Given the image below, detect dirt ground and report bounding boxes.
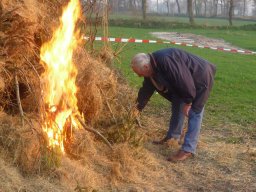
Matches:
[151,32,242,50]
[137,108,256,192]
[0,107,255,192]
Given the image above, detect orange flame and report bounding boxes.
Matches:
[40,0,82,153]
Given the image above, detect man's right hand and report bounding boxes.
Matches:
[183,103,191,117]
[130,106,140,119]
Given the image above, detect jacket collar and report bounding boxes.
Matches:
[148,53,158,74]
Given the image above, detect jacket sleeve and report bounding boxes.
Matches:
[136,78,155,111]
[162,56,196,104]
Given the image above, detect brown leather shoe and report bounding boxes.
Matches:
[167,150,193,162]
[152,137,168,145]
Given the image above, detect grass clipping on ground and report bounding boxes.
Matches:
[0,0,157,191]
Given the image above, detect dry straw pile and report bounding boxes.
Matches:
[0,0,139,177]
[0,1,156,191]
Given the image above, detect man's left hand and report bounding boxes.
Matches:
[183,104,191,117]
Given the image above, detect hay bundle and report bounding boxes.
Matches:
[76,53,136,127]
[0,111,42,174]
[76,48,119,125]
[0,0,70,114]
[0,0,135,122]
[0,0,139,178]
[0,1,44,113]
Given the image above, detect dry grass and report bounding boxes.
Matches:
[0,0,146,189]
[0,108,255,191]
[0,111,42,173]
[75,47,118,125]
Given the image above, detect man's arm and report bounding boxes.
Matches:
[136,77,155,111]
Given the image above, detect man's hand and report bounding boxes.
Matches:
[130,106,140,119]
[130,106,143,127]
[183,104,191,117]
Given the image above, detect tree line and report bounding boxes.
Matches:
[107,0,256,26]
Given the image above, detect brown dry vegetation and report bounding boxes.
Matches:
[0,0,255,192]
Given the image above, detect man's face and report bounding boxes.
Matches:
[132,65,152,77]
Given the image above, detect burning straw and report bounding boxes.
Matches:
[0,0,139,178]
[40,0,83,153]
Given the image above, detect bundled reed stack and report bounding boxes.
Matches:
[0,2,41,113]
[0,0,137,175]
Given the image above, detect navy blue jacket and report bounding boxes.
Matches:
[136,48,216,113]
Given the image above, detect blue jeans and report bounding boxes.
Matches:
[166,96,204,154]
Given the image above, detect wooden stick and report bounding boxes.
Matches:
[99,88,117,123]
[15,74,24,127]
[136,117,143,128]
[75,115,113,150]
[23,55,46,119]
[105,99,117,123]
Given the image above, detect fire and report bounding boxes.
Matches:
[40,0,82,153]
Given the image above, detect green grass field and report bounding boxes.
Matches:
[94,25,256,134]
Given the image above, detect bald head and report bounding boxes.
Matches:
[130,53,153,77]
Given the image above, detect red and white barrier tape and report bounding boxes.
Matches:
[85,36,256,55]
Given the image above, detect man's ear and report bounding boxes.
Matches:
[143,64,149,70]
[144,64,152,75]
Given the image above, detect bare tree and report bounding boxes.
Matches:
[157,0,159,13]
[233,0,247,16]
[165,0,171,15]
[228,0,234,26]
[187,0,195,25]
[128,0,135,11]
[219,0,225,16]
[203,0,207,16]
[117,0,125,12]
[194,0,198,16]
[195,0,205,16]
[213,0,219,16]
[243,0,246,16]
[224,0,229,17]
[253,0,256,15]
[142,0,147,20]
[194,0,204,16]
[176,0,181,15]
[240,0,250,16]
